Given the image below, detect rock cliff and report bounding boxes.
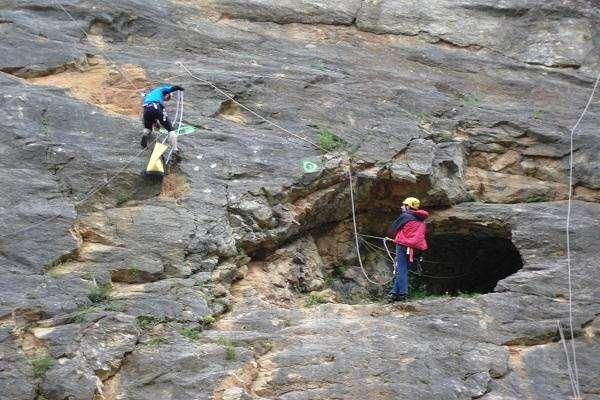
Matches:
[0,1,599,399]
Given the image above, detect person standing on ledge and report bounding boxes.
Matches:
[141,84,185,158]
[387,197,429,302]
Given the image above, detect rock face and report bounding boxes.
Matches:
[0,1,599,399]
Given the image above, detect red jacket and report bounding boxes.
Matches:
[392,210,429,251]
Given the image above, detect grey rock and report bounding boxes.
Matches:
[214,0,363,25]
[0,1,599,399]
[41,356,102,400]
[111,278,215,321]
[0,326,36,400]
[114,333,254,400]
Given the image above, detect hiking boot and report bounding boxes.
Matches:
[141,133,155,148]
[169,149,182,164]
[387,293,406,303]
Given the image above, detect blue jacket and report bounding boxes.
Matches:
[143,85,182,106]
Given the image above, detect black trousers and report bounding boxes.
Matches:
[143,103,173,131]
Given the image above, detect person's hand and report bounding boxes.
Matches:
[172,85,184,91]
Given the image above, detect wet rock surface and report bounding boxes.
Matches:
[0,1,599,399]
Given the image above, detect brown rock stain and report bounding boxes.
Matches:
[160,173,190,199]
[27,58,150,117]
[218,99,249,124]
[507,346,536,400]
[213,360,259,400]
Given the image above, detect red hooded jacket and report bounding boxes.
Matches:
[391,209,429,251]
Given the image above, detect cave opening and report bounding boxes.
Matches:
[353,220,524,299]
[410,222,524,296]
[308,172,525,302]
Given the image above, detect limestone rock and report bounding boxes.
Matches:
[0,1,599,399]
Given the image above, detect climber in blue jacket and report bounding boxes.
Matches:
[141,85,184,156]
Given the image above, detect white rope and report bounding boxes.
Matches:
[557,320,580,399]
[172,89,182,126]
[347,165,394,286]
[382,237,396,264]
[165,91,184,163]
[175,61,326,152]
[564,70,600,398]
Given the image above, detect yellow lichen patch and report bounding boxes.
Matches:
[27,58,150,117]
[160,173,190,199]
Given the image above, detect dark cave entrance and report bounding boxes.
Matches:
[354,220,524,299]
[412,223,524,296]
[307,171,526,302]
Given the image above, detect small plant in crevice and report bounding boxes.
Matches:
[129,266,141,281]
[331,264,349,279]
[136,315,169,330]
[532,109,543,120]
[88,284,111,304]
[305,292,329,307]
[116,192,129,206]
[201,315,216,328]
[180,327,202,340]
[408,285,430,301]
[32,356,54,378]
[317,128,346,152]
[216,337,237,361]
[525,194,550,203]
[324,264,349,287]
[408,276,444,301]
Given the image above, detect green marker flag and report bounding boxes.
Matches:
[160,124,197,136]
[302,160,319,173]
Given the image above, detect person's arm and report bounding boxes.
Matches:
[387,213,412,237]
[161,85,184,95]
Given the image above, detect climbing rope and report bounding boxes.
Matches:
[347,165,395,285]
[3,4,190,238]
[164,90,185,164]
[176,61,327,152]
[563,69,600,400]
[557,320,580,399]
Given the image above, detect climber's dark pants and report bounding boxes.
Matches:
[143,103,173,131]
[390,245,409,296]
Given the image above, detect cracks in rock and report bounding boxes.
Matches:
[503,331,561,347]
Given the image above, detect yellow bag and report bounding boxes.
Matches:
[145,142,168,175]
